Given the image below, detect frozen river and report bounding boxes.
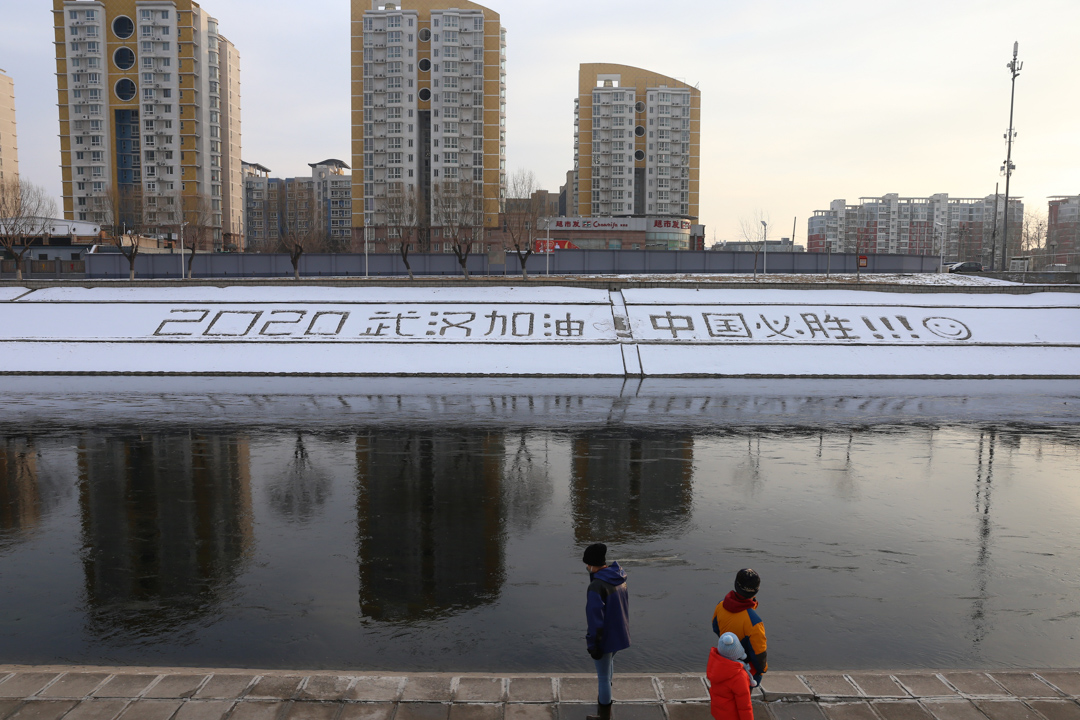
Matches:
[1,378,1079,672]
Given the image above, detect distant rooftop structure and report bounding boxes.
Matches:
[309,159,350,172]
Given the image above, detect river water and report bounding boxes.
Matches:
[1,378,1079,672]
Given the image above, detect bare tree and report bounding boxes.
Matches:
[182,194,215,279]
[1021,211,1047,255]
[279,226,326,280]
[100,184,146,280]
[738,210,770,279]
[382,184,420,279]
[432,178,485,280]
[504,170,543,280]
[0,178,58,281]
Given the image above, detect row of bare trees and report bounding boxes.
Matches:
[3,168,552,282]
[374,170,545,281]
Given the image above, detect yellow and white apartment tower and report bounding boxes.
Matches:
[0,69,17,181]
[53,0,243,249]
[574,64,700,219]
[352,1,506,243]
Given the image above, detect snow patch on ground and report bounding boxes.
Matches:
[570,273,1022,286]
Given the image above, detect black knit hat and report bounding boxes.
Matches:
[734,568,760,598]
[582,543,607,566]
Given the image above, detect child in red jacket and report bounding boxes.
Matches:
[707,632,754,720]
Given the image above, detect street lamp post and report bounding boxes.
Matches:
[544,218,551,276]
[179,221,189,279]
[935,220,946,272]
[761,220,768,275]
[1000,41,1022,271]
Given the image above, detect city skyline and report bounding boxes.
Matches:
[3,0,1079,243]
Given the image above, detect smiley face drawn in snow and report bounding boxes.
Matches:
[923,317,972,341]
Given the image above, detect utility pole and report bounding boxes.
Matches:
[1000,42,1022,271]
[761,220,768,275]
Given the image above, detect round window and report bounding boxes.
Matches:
[114,47,136,70]
[634,126,645,137]
[418,58,431,72]
[115,78,137,101]
[634,150,645,161]
[418,28,431,42]
[112,16,134,39]
[418,88,431,101]
[635,101,646,113]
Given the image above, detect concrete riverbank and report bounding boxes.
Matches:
[3,667,1080,720]
[3,283,1080,377]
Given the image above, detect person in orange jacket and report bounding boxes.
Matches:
[707,632,755,720]
[712,568,767,686]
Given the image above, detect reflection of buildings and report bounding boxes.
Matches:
[0,439,41,548]
[356,431,505,622]
[77,434,252,634]
[570,433,693,544]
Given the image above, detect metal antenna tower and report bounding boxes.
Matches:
[1000,42,1022,271]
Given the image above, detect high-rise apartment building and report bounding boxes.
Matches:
[1047,195,1080,266]
[351,0,506,245]
[573,64,700,220]
[808,193,1024,263]
[0,69,17,182]
[53,0,242,249]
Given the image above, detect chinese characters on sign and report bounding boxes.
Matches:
[152,306,596,341]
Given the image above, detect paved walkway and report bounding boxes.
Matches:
[3,668,1080,720]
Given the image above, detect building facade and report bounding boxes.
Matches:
[1047,196,1080,267]
[808,193,1024,264]
[244,160,353,251]
[53,0,242,249]
[351,0,506,245]
[573,64,700,220]
[0,69,17,182]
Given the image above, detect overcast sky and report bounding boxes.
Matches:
[4,0,1079,242]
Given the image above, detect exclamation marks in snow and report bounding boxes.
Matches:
[895,315,920,339]
[862,315,921,340]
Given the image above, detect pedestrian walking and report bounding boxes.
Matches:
[707,632,755,720]
[711,568,767,686]
[582,542,630,720]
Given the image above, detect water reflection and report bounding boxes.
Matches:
[503,432,554,532]
[355,431,506,622]
[0,438,67,552]
[266,433,332,523]
[77,434,253,638]
[1,383,1079,670]
[570,433,694,544]
[969,429,995,648]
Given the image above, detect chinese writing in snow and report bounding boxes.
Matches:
[153,307,594,340]
[643,310,973,342]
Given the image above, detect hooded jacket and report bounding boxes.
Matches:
[585,561,630,655]
[706,647,754,720]
[712,591,767,677]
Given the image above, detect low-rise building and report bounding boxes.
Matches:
[1047,195,1080,266]
[244,159,353,251]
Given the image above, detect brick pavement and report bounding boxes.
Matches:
[2,669,1079,720]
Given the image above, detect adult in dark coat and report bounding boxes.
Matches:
[583,542,630,720]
